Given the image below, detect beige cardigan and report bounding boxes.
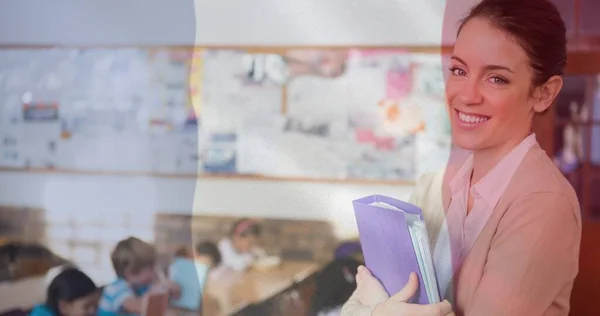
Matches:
[342,144,581,316]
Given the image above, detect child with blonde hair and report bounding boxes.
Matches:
[97,237,179,316]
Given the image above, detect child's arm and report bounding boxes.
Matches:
[219,240,252,271]
[121,296,144,315]
[102,281,141,315]
[166,280,181,299]
[121,282,174,314]
[162,265,181,300]
[250,247,267,258]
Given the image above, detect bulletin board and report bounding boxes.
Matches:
[0,46,452,183]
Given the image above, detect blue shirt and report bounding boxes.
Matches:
[29,305,55,316]
[168,258,209,311]
[97,279,150,316]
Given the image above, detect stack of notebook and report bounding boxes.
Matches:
[352,195,440,304]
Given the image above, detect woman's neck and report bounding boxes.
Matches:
[471,131,530,185]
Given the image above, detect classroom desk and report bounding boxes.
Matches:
[200,261,320,316]
[0,275,47,313]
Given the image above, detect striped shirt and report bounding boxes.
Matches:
[98,279,149,316]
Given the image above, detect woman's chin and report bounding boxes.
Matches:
[452,134,485,151]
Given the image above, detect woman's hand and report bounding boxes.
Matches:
[342,266,454,316]
[355,265,389,306]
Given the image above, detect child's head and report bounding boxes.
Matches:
[310,258,361,316]
[46,268,99,316]
[229,218,261,253]
[111,237,157,286]
[334,241,364,264]
[194,241,221,268]
[174,246,193,259]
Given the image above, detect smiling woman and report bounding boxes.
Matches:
[341,0,581,316]
[446,1,566,185]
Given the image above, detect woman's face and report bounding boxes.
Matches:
[445,17,538,151]
[59,291,100,316]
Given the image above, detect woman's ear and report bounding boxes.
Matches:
[532,75,563,113]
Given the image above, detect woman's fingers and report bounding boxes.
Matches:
[355,266,364,287]
[436,300,453,315]
[354,265,390,306]
[390,272,419,303]
[400,299,453,316]
[417,300,453,316]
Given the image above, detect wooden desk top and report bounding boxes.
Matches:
[202,261,320,316]
[0,274,47,312]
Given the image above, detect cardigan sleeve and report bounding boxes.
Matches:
[409,170,446,250]
[407,174,425,205]
[464,192,581,316]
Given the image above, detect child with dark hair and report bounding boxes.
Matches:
[216,218,266,272]
[30,268,100,316]
[195,241,221,267]
[168,241,221,311]
[310,258,361,316]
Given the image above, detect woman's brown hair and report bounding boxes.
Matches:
[458,0,567,87]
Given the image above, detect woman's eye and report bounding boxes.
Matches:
[489,76,508,85]
[449,67,466,76]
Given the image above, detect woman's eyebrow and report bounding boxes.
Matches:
[450,55,514,73]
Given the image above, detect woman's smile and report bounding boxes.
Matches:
[454,109,491,131]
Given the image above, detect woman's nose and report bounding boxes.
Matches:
[457,78,483,105]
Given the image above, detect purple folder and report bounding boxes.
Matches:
[353,195,440,304]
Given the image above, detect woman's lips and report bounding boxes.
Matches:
[455,109,490,129]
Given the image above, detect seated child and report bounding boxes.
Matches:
[216,218,266,272]
[168,241,221,311]
[97,237,179,316]
[30,267,100,316]
[334,241,364,264]
[309,257,361,316]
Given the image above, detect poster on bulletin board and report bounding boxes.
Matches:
[196,48,451,181]
[0,47,451,183]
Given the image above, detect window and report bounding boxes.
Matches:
[45,208,155,285]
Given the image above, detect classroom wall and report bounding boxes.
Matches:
[0,171,410,240]
[0,0,479,46]
[0,0,476,240]
[0,0,196,46]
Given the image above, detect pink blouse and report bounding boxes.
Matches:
[435,133,538,298]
